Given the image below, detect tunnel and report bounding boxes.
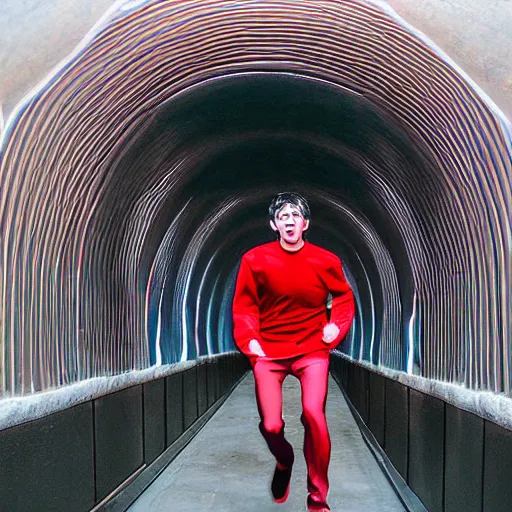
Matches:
[1,1,512,511]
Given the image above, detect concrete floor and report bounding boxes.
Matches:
[129,373,405,512]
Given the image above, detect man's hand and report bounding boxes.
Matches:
[322,323,340,344]
[249,339,266,357]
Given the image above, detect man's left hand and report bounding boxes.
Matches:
[322,323,340,343]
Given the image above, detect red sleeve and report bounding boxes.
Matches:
[232,255,261,356]
[324,257,355,345]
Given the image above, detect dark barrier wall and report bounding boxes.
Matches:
[0,353,248,512]
[330,353,512,512]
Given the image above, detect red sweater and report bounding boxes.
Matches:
[232,241,355,359]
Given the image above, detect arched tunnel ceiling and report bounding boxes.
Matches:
[2,0,512,122]
[0,0,511,397]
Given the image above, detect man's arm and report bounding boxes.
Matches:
[322,257,355,345]
[232,255,265,357]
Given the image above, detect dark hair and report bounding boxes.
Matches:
[268,192,311,221]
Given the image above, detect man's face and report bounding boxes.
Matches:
[270,203,310,246]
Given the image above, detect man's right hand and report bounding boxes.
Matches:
[248,339,266,357]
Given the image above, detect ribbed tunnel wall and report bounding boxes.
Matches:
[1,0,511,397]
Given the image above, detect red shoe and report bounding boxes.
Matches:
[307,497,330,511]
[271,462,293,503]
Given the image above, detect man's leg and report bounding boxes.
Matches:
[252,358,295,503]
[252,358,294,468]
[293,353,331,511]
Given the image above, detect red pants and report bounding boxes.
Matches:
[252,351,331,511]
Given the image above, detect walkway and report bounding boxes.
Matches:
[129,373,405,511]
